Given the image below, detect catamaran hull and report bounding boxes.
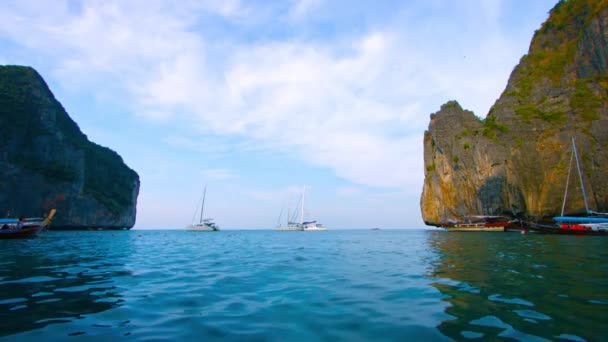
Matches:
[186,224,219,231]
[277,226,303,231]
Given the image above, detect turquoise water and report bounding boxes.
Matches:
[0,230,606,341]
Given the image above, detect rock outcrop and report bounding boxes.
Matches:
[0,65,139,229]
[421,0,608,225]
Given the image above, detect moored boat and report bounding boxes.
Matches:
[0,209,56,239]
[525,220,608,235]
[440,215,511,232]
[276,193,304,231]
[302,221,327,231]
[528,138,608,236]
[186,185,219,231]
[276,186,327,231]
[277,223,304,231]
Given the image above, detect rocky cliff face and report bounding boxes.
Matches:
[0,66,139,229]
[421,0,608,225]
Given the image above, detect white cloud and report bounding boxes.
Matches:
[289,0,324,20]
[336,186,362,197]
[0,0,543,193]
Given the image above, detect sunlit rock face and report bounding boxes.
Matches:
[0,66,139,229]
[421,0,608,226]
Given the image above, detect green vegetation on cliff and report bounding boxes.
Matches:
[421,0,608,224]
[508,0,608,124]
[0,65,139,216]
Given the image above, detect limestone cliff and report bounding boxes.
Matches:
[421,0,608,225]
[0,65,139,229]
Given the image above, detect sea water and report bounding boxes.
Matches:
[0,230,606,341]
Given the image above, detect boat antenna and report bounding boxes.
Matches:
[200,185,207,224]
[572,138,590,213]
[561,145,574,216]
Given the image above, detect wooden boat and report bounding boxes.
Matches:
[440,215,511,232]
[0,209,56,239]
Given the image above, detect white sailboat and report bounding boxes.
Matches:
[276,186,328,231]
[186,185,220,231]
[276,192,303,231]
[551,138,608,231]
[300,187,327,231]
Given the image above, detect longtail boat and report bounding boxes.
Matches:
[440,215,511,232]
[0,209,56,239]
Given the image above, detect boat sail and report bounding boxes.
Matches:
[186,185,219,231]
[531,138,608,235]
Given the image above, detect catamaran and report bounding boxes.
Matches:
[276,187,327,231]
[276,192,304,231]
[186,185,219,231]
[301,187,327,231]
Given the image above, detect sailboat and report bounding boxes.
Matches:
[531,138,608,235]
[300,187,327,231]
[186,185,220,231]
[276,192,304,231]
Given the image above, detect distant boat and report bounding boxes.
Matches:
[276,187,327,231]
[302,221,327,231]
[440,215,511,232]
[276,191,303,231]
[186,186,219,231]
[530,138,608,235]
[0,209,56,239]
[300,187,327,231]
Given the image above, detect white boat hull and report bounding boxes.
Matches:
[277,226,303,231]
[186,224,219,231]
[304,226,327,231]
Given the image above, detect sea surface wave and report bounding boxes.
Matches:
[0,230,606,341]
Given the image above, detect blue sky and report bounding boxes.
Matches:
[0,0,557,229]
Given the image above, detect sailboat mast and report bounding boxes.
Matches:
[200,185,207,224]
[301,186,305,225]
[561,149,574,216]
[572,138,590,213]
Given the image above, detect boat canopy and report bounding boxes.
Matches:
[0,219,18,224]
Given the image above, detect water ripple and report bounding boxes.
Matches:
[0,230,605,341]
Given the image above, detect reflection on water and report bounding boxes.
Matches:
[0,232,132,337]
[427,231,608,341]
[0,230,606,340]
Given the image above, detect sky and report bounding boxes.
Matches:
[0,0,558,229]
